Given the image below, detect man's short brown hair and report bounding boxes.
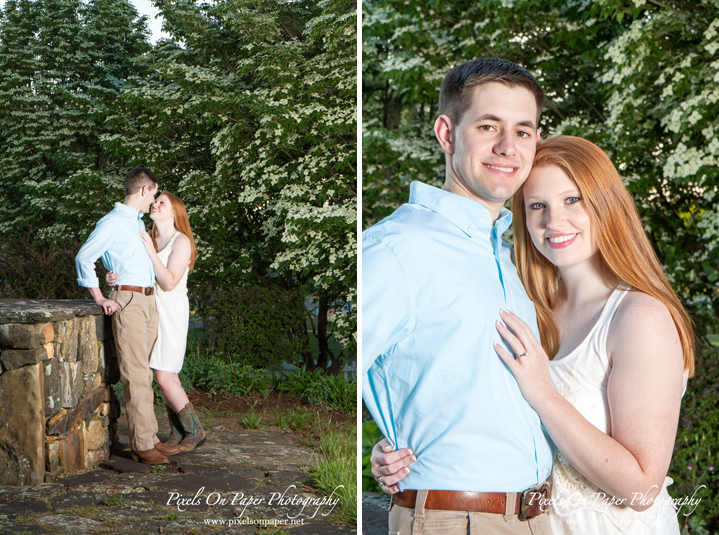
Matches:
[124,167,159,196]
[438,58,545,127]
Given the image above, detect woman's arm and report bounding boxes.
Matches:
[140,230,191,292]
[495,294,685,511]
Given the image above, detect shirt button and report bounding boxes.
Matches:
[468,226,473,233]
[534,418,539,426]
[482,213,488,219]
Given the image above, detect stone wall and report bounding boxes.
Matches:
[0,299,121,485]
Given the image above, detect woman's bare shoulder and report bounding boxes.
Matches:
[608,288,681,364]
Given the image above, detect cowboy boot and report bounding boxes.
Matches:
[176,402,206,452]
[164,404,185,447]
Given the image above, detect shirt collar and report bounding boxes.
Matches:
[409,182,513,238]
[115,202,145,219]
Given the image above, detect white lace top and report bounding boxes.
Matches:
[547,286,679,534]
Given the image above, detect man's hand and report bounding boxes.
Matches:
[97,298,118,316]
[88,287,118,315]
[370,437,416,495]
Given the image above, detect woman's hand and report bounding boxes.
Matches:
[494,309,555,408]
[105,271,119,287]
[370,438,416,495]
[139,229,155,256]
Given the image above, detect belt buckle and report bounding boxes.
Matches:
[519,483,550,521]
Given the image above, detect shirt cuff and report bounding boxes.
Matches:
[77,276,99,288]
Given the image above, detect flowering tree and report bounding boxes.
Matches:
[101,0,357,373]
[0,0,357,374]
[0,0,150,240]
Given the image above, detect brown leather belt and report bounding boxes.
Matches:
[393,484,550,521]
[113,285,154,296]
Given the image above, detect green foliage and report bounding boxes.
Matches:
[0,231,88,300]
[242,410,264,429]
[101,495,128,507]
[362,419,384,493]
[670,346,719,531]
[101,0,358,369]
[0,0,150,242]
[313,427,357,524]
[180,350,276,397]
[277,367,356,413]
[0,0,357,373]
[196,281,308,370]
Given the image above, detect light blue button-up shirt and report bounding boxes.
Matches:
[362,182,554,492]
[75,203,155,288]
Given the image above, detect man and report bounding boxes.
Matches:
[76,167,179,465]
[362,59,554,533]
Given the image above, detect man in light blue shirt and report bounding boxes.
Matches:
[363,59,554,533]
[76,167,179,465]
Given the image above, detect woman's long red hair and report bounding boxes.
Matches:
[511,136,694,375]
[151,191,198,272]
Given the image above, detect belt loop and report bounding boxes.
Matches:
[503,492,517,523]
[412,490,428,533]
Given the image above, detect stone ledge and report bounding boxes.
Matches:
[0,299,103,324]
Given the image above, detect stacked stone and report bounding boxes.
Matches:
[0,300,121,485]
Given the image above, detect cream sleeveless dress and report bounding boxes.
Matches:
[149,232,189,374]
[547,287,680,535]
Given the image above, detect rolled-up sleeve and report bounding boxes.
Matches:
[361,236,414,375]
[75,221,114,288]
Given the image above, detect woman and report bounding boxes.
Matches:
[371,136,693,534]
[108,191,206,452]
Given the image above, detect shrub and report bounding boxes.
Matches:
[670,345,719,532]
[195,280,309,370]
[277,367,356,413]
[179,351,276,397]
[0,231,90,300]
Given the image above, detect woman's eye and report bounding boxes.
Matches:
[566,197,581,204]
[528,202,545,210]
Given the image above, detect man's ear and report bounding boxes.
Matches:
[536,127,542,146]
[434,115,455,156]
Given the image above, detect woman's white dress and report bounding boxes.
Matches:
[149,232,189,374]
[547,286,680,535]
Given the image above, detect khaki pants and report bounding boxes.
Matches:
[388,490,550,535]
[111,289,159,451]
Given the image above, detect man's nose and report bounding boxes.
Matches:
[494,130,517,157]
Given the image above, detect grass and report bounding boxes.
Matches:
[101,495,128,507]
[57,505,99,518]
[151,464,167,474]
[203,406,242,418]
[242,410,264,429]
[14,511,39,525]
[312,425,357,525]
[154,513,179,521]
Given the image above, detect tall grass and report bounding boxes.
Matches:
[312,427,357,525]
